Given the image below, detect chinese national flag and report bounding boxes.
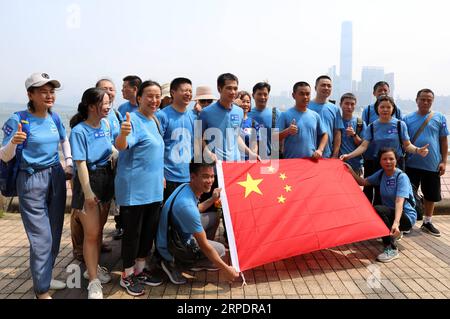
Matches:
[217,159,389,272]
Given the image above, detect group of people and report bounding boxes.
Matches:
[0,72,447,299]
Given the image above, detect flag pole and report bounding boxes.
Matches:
[216,160,241,273]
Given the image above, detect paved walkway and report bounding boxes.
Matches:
[0,213,449,299]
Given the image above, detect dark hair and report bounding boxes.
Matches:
[189,161,216,175]
[340,92,357,104]
[373,81,390,93]
[70,88,107,128]
[170,77,192,95]
[136,80,162,106]
[315,75,332,87]
[377,147,398,164]
[293,81,310,93]
[252,82,271,95]
[374,95,397,116]
[123,75,142,89]
[95,78,114,88]
[237,91,251,101]
[416,88,435,99]
[217,73,239,89]
[27,83,57,113]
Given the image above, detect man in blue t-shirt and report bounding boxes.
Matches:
[277,81,328,159]
[156,162,239,285]
[118,75,142,118]
[307,75,344,158]
[247,82,281,158]
[339,93,366,175]
[404,89,449,237]
[156,77,197,200]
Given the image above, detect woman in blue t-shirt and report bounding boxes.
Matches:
[235,91,259,160]
[0,73,73,299]
[346,147,417,263]
[115,80,165,296]
[69,88,116,299]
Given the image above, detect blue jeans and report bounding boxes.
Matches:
[17,164,67,294]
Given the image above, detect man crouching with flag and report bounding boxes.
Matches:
[156,161,239,285]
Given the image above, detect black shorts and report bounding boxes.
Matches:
[71,165,115,210]
[405,167,442,202]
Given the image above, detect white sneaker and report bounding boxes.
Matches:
[83,265,112,284]
[50,279,66,290]
[87,279,103,299]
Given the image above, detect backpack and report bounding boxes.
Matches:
[0,111,63,197]
[378,171,424,221]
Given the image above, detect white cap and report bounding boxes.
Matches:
[25,73,61,90]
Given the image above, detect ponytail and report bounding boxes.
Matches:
[70,87,107,129]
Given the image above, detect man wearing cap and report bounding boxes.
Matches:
[1,73,72,298]
[192,85,217,116]
[118,75,142,118]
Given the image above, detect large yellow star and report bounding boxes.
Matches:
[278,195,286,204]
[238,173,263,198]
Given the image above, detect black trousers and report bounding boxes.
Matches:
[121,202,161,269]
[374,205,412,249]
[363,159,381,205]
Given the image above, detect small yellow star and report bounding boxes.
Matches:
[238,173,263,198]
[268,166,276,173]
[284,185,292,193]
[278,195,286,204]
[280,173,287,181]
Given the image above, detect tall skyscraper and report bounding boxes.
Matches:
[339,21,353,95]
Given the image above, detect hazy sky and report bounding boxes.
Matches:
[1,0,449,106]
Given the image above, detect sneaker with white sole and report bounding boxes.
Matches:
[120,273,145,296]
[161,259,186,285]
[87,279,103,299]
[421,222,441,237]
[136,269,163,287]
[376,247,399,263]
[50,279,66,290]
[83,265,112,284]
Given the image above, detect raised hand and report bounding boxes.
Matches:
[120,112,132,136]
[12,123,27,145]
[417,144,429,157]
[288,119,298,136]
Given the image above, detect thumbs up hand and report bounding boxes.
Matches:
[12,123,27,145]
[417,144,429,158]
[288,118,298,136]
[120,112,132,137]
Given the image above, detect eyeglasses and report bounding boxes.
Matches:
[199,99,213,105]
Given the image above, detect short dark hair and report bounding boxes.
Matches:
[252,82,271,95]
[293,81,310,93]
[123,75,142,89]
[170,77,192,94]
[189,161,216,175]
[237,91,251,101]
[340,92,357,104]
[136,80,162,106]
[315,75,332,87]
[374,95,397,116]
[217,73,239,89]
[377,147,398,163]
[416,88,435,99]
[373,81,390,93]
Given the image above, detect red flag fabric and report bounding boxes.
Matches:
[217,159,390,272]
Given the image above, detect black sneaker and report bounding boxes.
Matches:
[120,273,145,296]
[136,269,163,287]
[113,228,124,240]
[160,260,187,285]
[421,222,441,237]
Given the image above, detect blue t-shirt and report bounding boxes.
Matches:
[156,105,197,183]
[69,120,112,170]
[115,111,164,206]
[2,111,66,171]
[276,107,325,159]
[118,101,138,118]
[199,101,244,161]
[156,184,203,261]
[340,117,367,170]
[362,119,410,159]
[404,111,449,172]
[107,108,122,143]
[367,169,417,226]
[240,117,261,160]
[362,103,403,160]
[248,107,280,156]
[308,101,344,158]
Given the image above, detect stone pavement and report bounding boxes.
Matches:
[0,213,449,300]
